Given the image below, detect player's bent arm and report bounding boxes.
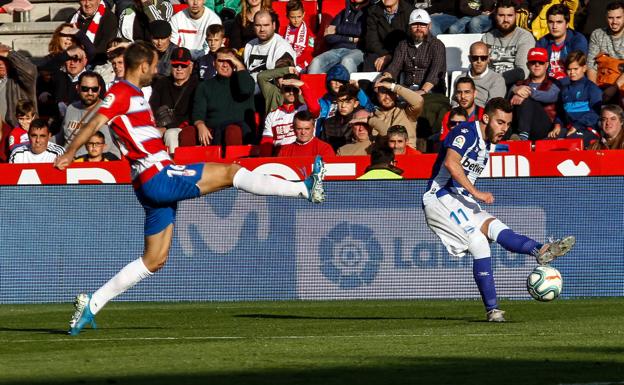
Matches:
[444,148,493,203]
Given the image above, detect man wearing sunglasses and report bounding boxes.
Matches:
[59,71,120,160]
[150,47,199,154]
[463,41,506,108]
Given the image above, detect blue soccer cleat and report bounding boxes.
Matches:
[304,155,326,203]
[68,293,97,336]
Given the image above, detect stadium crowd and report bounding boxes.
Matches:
[0,0,623,164]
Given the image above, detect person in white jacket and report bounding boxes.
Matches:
[170,0,221,60]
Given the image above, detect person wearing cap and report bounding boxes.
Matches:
[336,108,373,156]
[363,0,414,72]
[357,143,403,179]
[118,0,173,42]
[481,0,535,88]
[508,47,560,141]
[150,20,178,78]
[535,4,587,81]
[150,47,199,154]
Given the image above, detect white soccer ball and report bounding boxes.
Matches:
[526,265,563,302]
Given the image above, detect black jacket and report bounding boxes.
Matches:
[364,0,414,57]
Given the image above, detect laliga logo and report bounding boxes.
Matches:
[319,222,382,289]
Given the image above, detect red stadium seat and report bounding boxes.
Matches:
[274,0,319,35]
[172,3,188,14]
[223,145,260,160]
[534,138,584,152]
[174,146,222,164]
[300,73,327,104]
[497,140,532,153]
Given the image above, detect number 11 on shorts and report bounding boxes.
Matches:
[450,208,469,225]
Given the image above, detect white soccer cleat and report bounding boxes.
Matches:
[536,235,576,265]
[486,309,506,322]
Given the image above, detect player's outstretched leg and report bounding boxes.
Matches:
[69,293,97,336]
[536,236,576,265]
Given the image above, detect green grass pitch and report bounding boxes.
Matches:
[1,299,623,385]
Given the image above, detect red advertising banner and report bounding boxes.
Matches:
[1,150,624,185]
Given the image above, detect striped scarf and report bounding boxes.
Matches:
[71,0,106,43]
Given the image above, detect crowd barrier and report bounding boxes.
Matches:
[1,153,623,303]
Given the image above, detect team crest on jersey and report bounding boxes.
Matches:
[452,135,466,149]
[460,128,469,134]
[101,94,115,108]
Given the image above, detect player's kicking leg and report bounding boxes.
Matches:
[68,157,326,335]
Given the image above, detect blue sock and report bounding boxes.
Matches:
[496,229,543,256]
[473,257,498,311]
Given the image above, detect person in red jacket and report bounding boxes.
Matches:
[278,110,335,157]
[282,0,315,72]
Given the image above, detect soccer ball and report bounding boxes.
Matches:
[526,265,563,302]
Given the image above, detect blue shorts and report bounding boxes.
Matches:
[135,163,204,236]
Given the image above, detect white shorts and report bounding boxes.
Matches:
[424,193,494,257]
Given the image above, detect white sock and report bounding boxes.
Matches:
[89,258,153,315]
[232,167,308,199]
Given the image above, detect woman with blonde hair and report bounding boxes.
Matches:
[229,0,273,49]
[589,105,624,150]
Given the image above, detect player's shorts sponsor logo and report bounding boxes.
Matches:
[319,222,382,289]
[167,165,197,177]
[452,135,466,149]
[101,94,115,108]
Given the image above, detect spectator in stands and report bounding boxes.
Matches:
[105,42,127,88]
[551,51,602,147]
[587,1,624,104]
[205,0,241,17]
[228,0,273,50]
[150,20,178,78]
[319,84,361,151]
[535,4,588,81]
[0,43,37,128]
[150,47,199,155]
[426,0,461,37]
[307,0,367,74]
[482,0,535,87]
[508,47,560,141]
[439,107,469,142]
[277,110,335,157]
[42,23,96,72]
[300,63,374,134]
[9,119,65,164]
[368,75,424,151]
[74,131,119,161]
[54,45,90,119]
[579,0,609,38]
[387,124,420,156]
[67,0,118,65]
[0,115,11,163]
[170,0,222,60]
[244,10,296,83]
[440,77,483,141]
[448,0,495,34]
[7,99,35,152]
[336,109,373,156]
[357,143,403,179]
[118,0,173,42]
[363,0,414,72]
[589,104,624,150]
[281,0,315,72]
[258,62,303,113]
[463,42,506,107]
[197,24,225,81]
[260,73,307,156]
[191,48,256,147]
[58,71,118,159]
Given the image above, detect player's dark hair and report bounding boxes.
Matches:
[387,125,408,140]
[207,24,225,37]
[29,118,49,133]
[455,76,476,91]
[546,4,570,23]
[286,0,304,14]
[494,0,517,11]
[607,1,624,12]
[293,110,315,125]
[565,50,587,67]
[124,41,157,72]
[369,143,396,166]
[336,84,359,100]
[15,99,35,118]
[484,97,512,116]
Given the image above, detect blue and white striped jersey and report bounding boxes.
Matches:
[423,121,490,204]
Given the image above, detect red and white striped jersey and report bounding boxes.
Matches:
[262,103,307,147]
[98,80,171,183]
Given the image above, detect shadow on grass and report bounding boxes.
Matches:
[235,314,485,322]
[1,357,623,385]
[0,326,166,335]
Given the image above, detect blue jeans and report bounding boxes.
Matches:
[448,15,493,34]
[430,14,459,36]
[308,48,364,74]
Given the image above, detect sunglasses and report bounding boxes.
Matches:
[528,61,546,66]
[80,86,99,92]
[171,63,189,69]
[282,86,299,94]
[67,56,84,63]
[449,120,464,127]
[59,33,74,38]
[469,55,488,62]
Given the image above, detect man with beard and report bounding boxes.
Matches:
[422,97,575,322]
[439,77,484,142]
[481,0,535,88]
[59,71,120,159]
